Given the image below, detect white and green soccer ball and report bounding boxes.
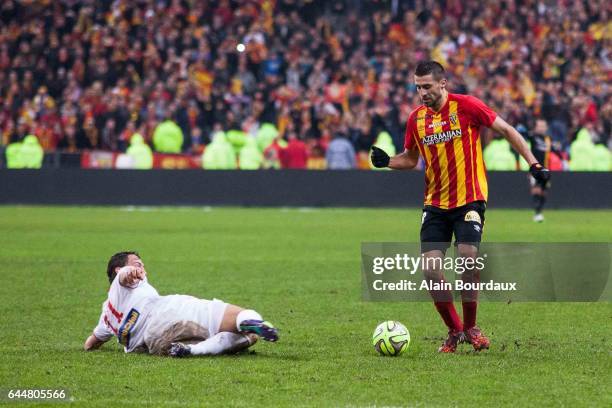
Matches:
[372,321,410,356]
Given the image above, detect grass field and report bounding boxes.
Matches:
[0,206,611,407]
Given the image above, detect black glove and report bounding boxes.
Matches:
[529,163,550,184]
[371,146,390,168]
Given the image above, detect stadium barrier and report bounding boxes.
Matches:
[0,169,610,208]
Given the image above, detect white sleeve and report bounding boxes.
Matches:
[92,304,114,342]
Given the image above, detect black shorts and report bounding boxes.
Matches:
[420,201,486,253]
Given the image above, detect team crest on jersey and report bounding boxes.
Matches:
[118,308,140,347]
[464,210,481,224]
[449,114,458,126]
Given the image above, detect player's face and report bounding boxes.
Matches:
[535,119,547,134]
[126,254,145,271]
[414,74,446,108]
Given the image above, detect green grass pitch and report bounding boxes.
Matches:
[0,206,610,406]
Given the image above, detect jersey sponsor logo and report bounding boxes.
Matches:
[422,128,462,145]
[427,120,448,129]
[118,308,140,347]
[464,210,481,224]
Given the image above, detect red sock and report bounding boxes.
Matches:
[434,302,463,331]
[462,301,477,330]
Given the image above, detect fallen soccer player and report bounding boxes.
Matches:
[84,251,278,357]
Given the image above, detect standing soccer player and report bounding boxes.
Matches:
[371,61,550,353]
[525,118,553,222]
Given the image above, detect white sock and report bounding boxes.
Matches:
[236,309,263,332]
[189,332,252,356]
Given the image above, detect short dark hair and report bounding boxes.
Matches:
[106,251,140,283]
[415,61,446,80]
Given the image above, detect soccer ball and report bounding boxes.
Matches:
[372,321,410,356]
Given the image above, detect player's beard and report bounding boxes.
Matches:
[423,92,441,109]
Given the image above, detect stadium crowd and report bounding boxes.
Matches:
[0,0,610,169]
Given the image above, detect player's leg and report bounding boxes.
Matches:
[170,332,258,357]
[219,304,279,342]
[423,249,465,353]
[537,178,549,220]
[420,208,463,352]
[455,242,490,351]
[453,201,489,351]
[190,304,278,355]
[530,176,545,222]
[169,304,278,357]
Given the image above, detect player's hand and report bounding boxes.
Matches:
[132,266,146,281]
[529,163,550,184]
[125,266,145,286]
[118,266,146,287]
[371,146,390,168]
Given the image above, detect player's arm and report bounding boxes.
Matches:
[371,112,420,170]
[371,146,419,170]
[389,148,419,169]
[84,309,114,351]
[490,116,538,166]
[84,333,108,351]
[490,116,550,182]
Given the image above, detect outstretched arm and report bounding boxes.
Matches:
[371,146,420,170]
[490,116,538,166]
[490,116,550,182]
[389,148,420,170]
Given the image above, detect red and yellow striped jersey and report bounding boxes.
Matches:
[405,93,497,209]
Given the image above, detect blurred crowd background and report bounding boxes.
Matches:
[0,0,610,169]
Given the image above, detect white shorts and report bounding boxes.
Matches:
[143,295,228,355]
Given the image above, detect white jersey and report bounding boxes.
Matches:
[92,275,227,354]
[93,275,160,353]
